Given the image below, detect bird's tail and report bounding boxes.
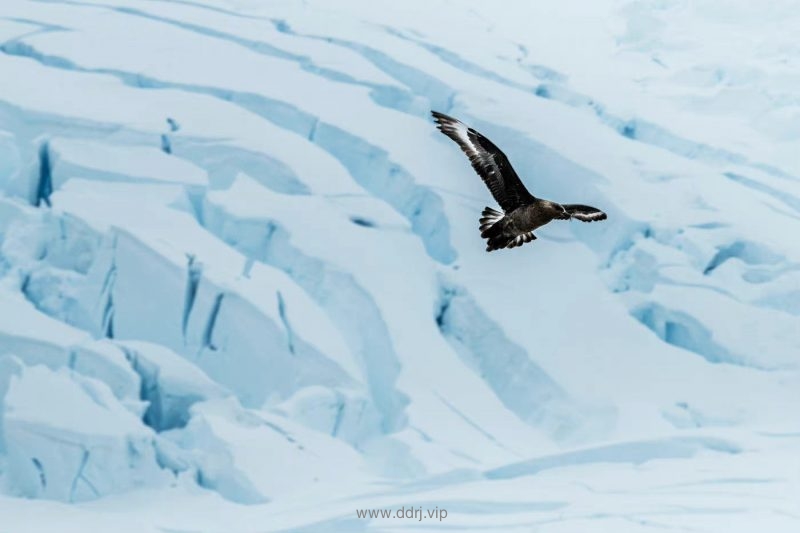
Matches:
[479,207,507,252]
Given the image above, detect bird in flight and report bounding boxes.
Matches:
[432,111,607,252]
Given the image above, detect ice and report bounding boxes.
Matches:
[484,435,741,480]
[0,132,21,188]
[70,339,144,414]
[99,227,362,407]
[1,364,168,502]
[116,340,227,431]
[0,290,87,369]
[204,175,559,465]
[0,198,46,273]
[0,291,141,407]
[274,385,381,446]
[161,398,372,504]
[48,138,208,189]
[25,177,366,410]
[0,0,798,530]
[0,355,24,453]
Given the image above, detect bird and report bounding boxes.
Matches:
[431,111,607,252]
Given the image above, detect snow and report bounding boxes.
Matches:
[0,0,798,530]
[116,340,228,430]
[2,364,168,502]
[0,290,87,369]
[48,138,209,189]
[161,398,373,504]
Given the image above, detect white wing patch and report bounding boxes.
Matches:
[570,211,607,222]
[478,207,504,233]
[435,116,497,174]
[506,231,536,248]
[562,204,608,222]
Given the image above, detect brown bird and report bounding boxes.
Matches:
[432,111,607,252]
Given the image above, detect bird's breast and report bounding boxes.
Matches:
[510,204,552,231]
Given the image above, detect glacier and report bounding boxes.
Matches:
[0,0,798,531]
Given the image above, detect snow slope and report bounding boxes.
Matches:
[0,0,798,531]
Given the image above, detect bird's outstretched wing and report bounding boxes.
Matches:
[561,204,607,222]
[432,111,535,212]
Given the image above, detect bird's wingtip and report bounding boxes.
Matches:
[431,110,451,123]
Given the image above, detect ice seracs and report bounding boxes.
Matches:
[432,111,607,251]
[0,0,799,530]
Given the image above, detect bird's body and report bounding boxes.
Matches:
[431,111,607,251]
